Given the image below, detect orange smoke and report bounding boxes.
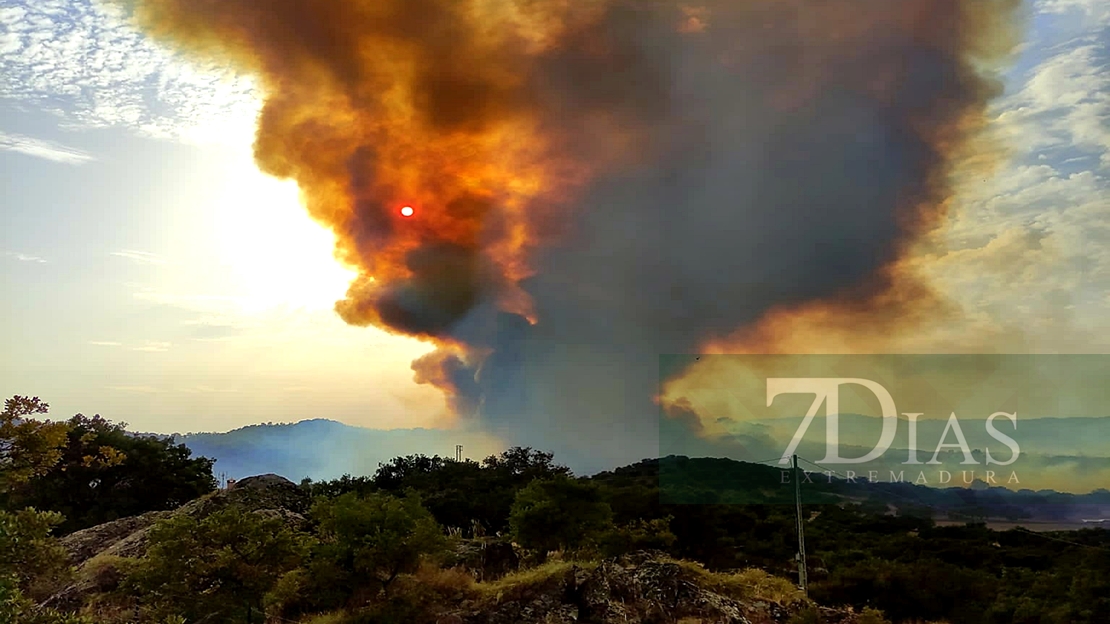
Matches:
[126,0,622,339]
[122,0,1025,437]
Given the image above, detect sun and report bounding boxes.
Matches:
[211,157,357,312]
[400,205,414,217]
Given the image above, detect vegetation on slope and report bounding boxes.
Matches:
[3,398,1110,623]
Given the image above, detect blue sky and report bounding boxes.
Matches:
[1,0,1107,436]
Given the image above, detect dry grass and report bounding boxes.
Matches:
[665,558,806,605]
[412,561,479,599]
[473,559,597,601]
[77,553,135,590]
[857,606,893,624]
[77,591,141,624]
[298,612,348,624]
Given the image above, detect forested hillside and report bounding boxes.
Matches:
[4,398,1109,624]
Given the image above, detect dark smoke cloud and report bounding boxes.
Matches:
[126,0,1022,472]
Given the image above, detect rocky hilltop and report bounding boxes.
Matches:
[44,474,308,612]
[42,474,870,624]
[437,551,871,624]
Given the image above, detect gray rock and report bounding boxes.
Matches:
[44,473,309,612]
[458,552,753,624]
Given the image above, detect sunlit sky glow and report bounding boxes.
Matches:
[1,0,1108,437]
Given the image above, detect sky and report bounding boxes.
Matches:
[1,0,1108,445]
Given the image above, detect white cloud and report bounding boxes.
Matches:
[0,0,261,146]
[132,291,250,314]
[110,249,166,265]
[131,340,172,352]
[926,2,1110,350]
[0,130,93,164]
[996,42,1110,166]
[107,385,161,393]
[175,385,238,394]
[3,250,47,263]
[1038,0,1110,25]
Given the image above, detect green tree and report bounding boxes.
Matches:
[599,516,677,557]
[509,475,614,563]
[310,491,448,597]
[127,507,308,624]
[369,447,571,536]
[0,574,91,624]
[0,397,80,619]
[0,396,69,492]
[0,508,71,599]
[7,414,216,534]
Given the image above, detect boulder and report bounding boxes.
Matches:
[58,510,172,568]
[452,538,521,582]
[454,552,753,624]
[44,473,308,611]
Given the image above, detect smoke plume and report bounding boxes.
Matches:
[126,0,1023,471]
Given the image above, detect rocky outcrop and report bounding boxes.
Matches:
[44,482,867,624]
[443,551,871,624]
[452,538,521,582]
[58,510,173,568]
[56,474,308,567]
[451,552,754,624]
[45,474,308,611]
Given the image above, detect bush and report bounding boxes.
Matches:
[509,476,613,563]
[600,516,677,558]
[788,605,823,624]
[263,568,311,620]
[0,508,72,600]
[857,607,892,624]
[311,491,448,596]
[126,507,308,624]
[1,574,92,624]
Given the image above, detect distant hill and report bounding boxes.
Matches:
[179,419,505,482]
[638,455,1110,527]
[659,413,1110,494]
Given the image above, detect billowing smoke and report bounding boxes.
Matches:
[126,0,1022,472]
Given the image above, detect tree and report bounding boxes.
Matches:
[127,507,308,624]
[310,491,448,597]
[480,447,570,482]
[0,506,86,623]
[0,574,91,624]
[0,397,81,622]
[599,516,677,558]
[0,396,69,492]
[7,414,216,534]
[0,508,67,582]
[370,447,571,536]
[509,475,614,563]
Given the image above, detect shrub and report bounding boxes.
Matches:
[857,606,892,624]
[509,476,613,563]
[599,516,677,558]
[310,491,448,596]
[126,507,308,624]
[788,605,823,624]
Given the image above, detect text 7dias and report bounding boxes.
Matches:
[770,378,1020,466]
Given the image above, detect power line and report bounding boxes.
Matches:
[747,455,796,466]
[792,454,808,597]
[796,456,931,508]
[1013,527,1110,553]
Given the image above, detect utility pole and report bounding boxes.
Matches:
[793,454,809,597]
[455,445,463,462]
